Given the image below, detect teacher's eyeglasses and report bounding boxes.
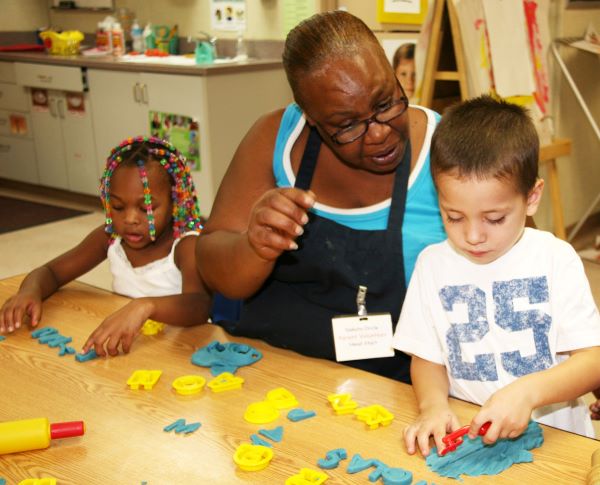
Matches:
[328,84,409,145]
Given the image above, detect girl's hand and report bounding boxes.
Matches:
[0,291,43,332]
[82,299,152,357]
[469,381,533,444]
[246,188,315,261]
[404,405,461,457]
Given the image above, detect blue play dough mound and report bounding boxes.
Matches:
[190,340,262,375]
[426,420,544,479]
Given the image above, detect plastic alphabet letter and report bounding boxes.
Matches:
[127,370,162,390]
[233,444,273,471]
[285,468,329,485]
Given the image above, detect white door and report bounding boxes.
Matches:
[30,89,69,189]
[62,91,98,195]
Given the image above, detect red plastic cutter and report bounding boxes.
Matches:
[439,421,491,456]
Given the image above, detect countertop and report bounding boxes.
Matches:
[0,50,283,76]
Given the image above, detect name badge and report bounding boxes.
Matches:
[331,313,395,362]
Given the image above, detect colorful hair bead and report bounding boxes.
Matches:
[100,135,202,244]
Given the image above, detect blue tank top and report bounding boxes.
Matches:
[273,103,446,283]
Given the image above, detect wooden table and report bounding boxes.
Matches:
[0,275,597,484]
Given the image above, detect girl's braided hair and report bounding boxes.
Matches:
[100,136,202,243]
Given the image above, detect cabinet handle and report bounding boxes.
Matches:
[141,83,149,104]
[49,98,58,117]
[57,98,66,118]
[133,83,141,103]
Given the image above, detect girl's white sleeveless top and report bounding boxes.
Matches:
[107,232,199,298]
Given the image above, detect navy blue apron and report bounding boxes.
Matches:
[221,127,412,382]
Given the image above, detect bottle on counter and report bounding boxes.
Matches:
[131,19,144,53]
[95,20,112,52]
[112,21,125,56]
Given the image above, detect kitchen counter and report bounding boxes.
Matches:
[0,50,283,76]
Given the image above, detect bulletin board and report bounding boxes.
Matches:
[376,0,428,25]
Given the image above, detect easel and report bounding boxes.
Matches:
[419,0,570,240]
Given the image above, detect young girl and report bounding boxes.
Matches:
[0,136,211,357]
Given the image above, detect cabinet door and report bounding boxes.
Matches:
[30,89,69,190]
[0,135,38,183]
[88,70,147,175]
[61,92,98,195]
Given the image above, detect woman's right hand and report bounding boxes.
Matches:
[0,291,43,332]
[246,188,315,261]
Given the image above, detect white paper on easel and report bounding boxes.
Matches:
[452,0,492,97]
[482,0,535,97]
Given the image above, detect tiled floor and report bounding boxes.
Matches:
[1,187,599,438]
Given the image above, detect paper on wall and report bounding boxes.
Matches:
[482,0,536,97]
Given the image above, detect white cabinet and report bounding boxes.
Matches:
[0,62,38,184]
[15,62,98,195]
[88,70,211,211]
[89,67,292,215]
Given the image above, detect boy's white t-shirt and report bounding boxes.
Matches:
[393,228,600,437]
[107,232,199,298]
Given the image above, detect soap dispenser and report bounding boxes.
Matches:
[194,32,215,64]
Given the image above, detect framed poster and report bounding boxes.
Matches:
[376,0,428,24]
[149,111,201,172]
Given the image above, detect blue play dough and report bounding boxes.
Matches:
[347,453,376,474]
[190,340,262,375]
[75,349,98,362]
[0,335,5,342]
[250,434,273,447]
[259,426,283,443]
[426,420,544,479]
[381,467,413,485]
[287,408,316,422]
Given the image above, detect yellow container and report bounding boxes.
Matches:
[39,30,84,56]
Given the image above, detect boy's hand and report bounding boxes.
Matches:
[82,299,152,357]
[404,405,460,457]
[0,291,43,332]
[469,381,534,444]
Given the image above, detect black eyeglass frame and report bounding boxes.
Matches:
[323,82,410,145]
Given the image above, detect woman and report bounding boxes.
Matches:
[196,11,445,382]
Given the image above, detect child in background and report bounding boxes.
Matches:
[392,43,416,99]
[393,96,600,457]
[0,136,212,356]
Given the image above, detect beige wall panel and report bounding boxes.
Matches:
[2,0,48,31]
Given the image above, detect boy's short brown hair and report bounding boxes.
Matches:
[431,95,540,196]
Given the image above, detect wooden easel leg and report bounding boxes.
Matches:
[546,159,566,240]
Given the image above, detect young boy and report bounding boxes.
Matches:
[393,96,600,457]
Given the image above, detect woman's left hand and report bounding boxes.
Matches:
[468,381,534,444]
[82,299,152,356]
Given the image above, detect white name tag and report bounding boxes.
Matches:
[331,313,395,362]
